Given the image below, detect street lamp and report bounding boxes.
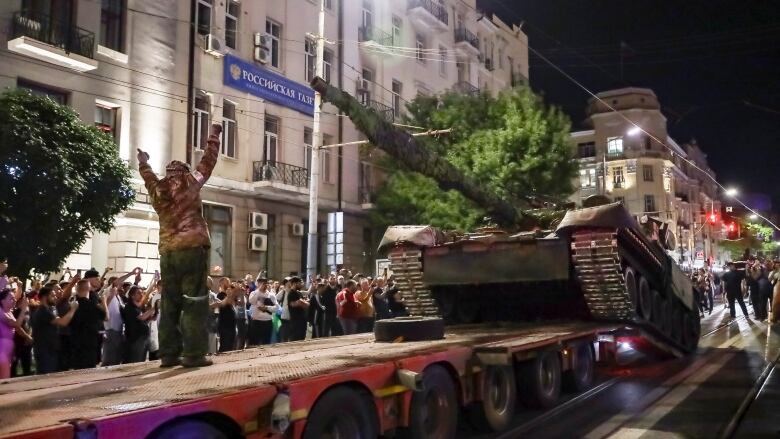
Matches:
[627,126,641,136]
[749,214,758,220]
[725,187,738,197]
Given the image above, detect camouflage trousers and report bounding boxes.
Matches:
[159,246,209,359]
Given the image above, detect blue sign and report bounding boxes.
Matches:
[223,54,315,116]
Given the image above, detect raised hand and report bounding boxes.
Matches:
[137,148,150,165]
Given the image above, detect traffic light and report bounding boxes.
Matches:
[708,212,719,224]
[726,222,739,240]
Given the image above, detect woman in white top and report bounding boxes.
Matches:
[247,278,279,346]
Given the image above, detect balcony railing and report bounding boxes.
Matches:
[452,81,480,95]
[252,161,309,188]
[11,10,95,59]
[364,99,395,122]
[454,28,479,51]
[358,26,394,46]
[408,0,448,26]
[607,150,625,159]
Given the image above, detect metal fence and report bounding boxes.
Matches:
[12,10,95,59]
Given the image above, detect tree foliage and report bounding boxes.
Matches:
[370,86,575,231]
[0,90,134,277]
[720,221,778,260]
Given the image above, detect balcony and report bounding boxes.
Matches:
[407,0,448,34]
[8,10,97,72]
[252,161,309,195]
[451,81,480,95]
[363,99,395,122]
[454,28,480,57]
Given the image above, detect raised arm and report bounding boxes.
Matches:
[137,148,159,191]
[194,124,222,187]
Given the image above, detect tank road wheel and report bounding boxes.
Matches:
[638,277,653,321]
[303,386,378,439]
[563,342,595,393]
[518,351,561,409]
[404,365,458,439]
[624,267,638,310]
[468,365,517,432]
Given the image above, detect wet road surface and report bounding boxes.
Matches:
[463,301,780,438]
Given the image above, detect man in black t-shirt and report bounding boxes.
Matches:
[215,285,238,352]
[320,274,342,337]
[30,286,78,374]
[69,280,107,369]
[287,276,309,341]
[721,262,749,319]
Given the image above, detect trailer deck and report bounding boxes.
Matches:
[0,321,613,438]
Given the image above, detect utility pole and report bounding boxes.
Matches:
[305,0,326,285]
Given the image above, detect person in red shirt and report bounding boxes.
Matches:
[335,280,360,335]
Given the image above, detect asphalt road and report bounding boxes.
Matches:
[461,301,780,438]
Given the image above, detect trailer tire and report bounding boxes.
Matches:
[518,351,561,409]
[403,365,458,439]
[467,365,517,432]
[624,267,638,308]
[563,342,594,392]
[302,386,378,439]
[374,317,445,342]
[148,419,229,439]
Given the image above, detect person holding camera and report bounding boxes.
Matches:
[247,278,279,346]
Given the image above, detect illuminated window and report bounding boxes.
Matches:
[644,195,656,213]
[579,168,596,188]
[613,166,624,188]
[607,136,623,156]
[642,165,654,182]
[95,102,119,142]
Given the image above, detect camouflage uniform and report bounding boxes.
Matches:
[139,137,219,361]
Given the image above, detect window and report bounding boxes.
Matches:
[325,0,333,10]
[644,135,652,150]
[100,0,125,52]
[614,196,625,204]
[323,49,333,83]
[607,136,623,155]
[203,204,231,276]
[392,80,402,119]
[392,15,402,46]
[439,45,447,75]
[196,0,212,35]
[497,48,503,69]
[265,19,281,68]
[579,168,596,188]
[305,38,315,82]
[359,69,372,104]
[304,127,313,170]
[612,166,624,188]
[264,116,279,165]
[95,102,119,142]
[644,195,656,213]
[416,35,425,63]
[18,79,68,105]
[642,164,654,182]
[225,0,239,49]
[361,0,373,28]
[577,142,595,158]
[193,94,209,149]
[221,100,236,158]
[322,134,333,183]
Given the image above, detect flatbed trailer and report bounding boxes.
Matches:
[0,321,621,439]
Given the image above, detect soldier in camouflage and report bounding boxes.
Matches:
[137,124,221,368]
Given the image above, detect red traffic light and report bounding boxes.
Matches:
[728,223,735,232]
[708,213,718,223]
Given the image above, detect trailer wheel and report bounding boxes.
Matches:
[374,317,445,342]
[404,365,458,439]
[302,386,378,439]
[518,351,561,409]
[624,267,638,308]
[467,365,517,432]
[148,419,229,439]
[638,277,653,321]
[563,343,594,392]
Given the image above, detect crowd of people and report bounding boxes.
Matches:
[0,261,407,378]
[692,257,780,322]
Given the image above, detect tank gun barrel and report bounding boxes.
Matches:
[310,76,535,229]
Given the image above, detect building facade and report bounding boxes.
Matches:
[2,0,528,280]
[568,88,720,269]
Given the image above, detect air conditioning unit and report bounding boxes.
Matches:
[249,212,268,231]
[205,34,226,57]
[253,46,270,64]
[253,32,272,64]
[290,223,305,237]
[249,233,267,252]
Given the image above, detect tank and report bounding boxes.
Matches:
[310,78,700,354]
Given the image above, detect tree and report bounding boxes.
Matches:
[0,90,134,278]
[719,221,777,260]
[370,87,575,231]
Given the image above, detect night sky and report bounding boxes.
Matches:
[479,0,780,208]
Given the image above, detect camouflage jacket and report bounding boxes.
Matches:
[139,143,219,254]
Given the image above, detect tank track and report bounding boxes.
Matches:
[388,247,440,317]
[570,229,695,354]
